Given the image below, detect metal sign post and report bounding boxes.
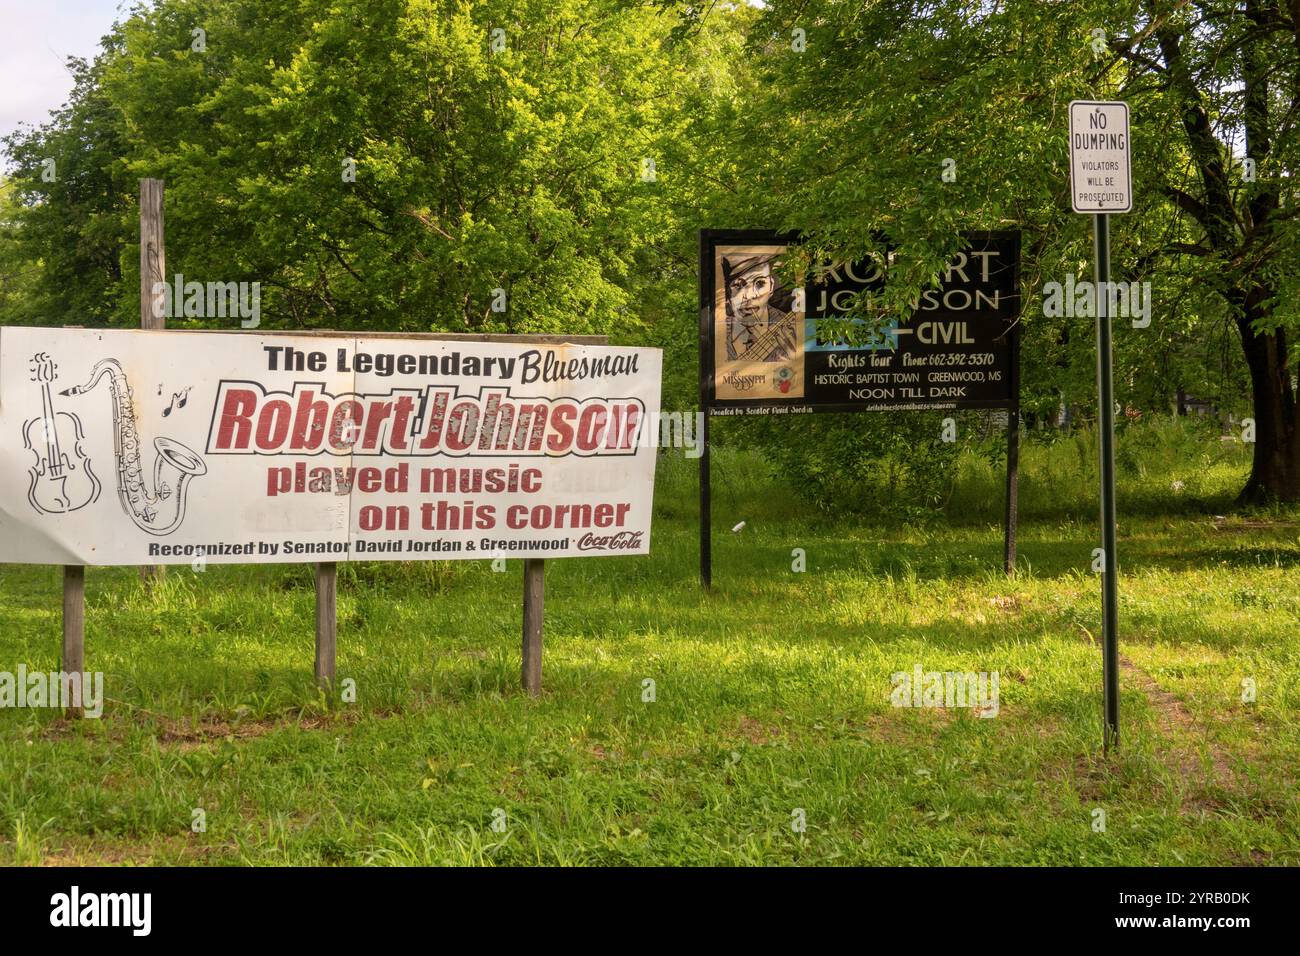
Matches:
[1070,100,1132,751]
[1093,212,1120,751]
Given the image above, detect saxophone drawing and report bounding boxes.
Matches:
[60,359,207,535]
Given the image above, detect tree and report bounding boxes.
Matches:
[1,46,132,324]
[0,179,42,320]
[687,0,1297,502]
[4,0,698,342]
[102,0,693,335]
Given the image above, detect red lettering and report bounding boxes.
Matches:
[577,406,607,452]
[256,399,292,450]
[290,389,329,451]
[547,404,576,453]
[330,401,363,451]
[445,402,478,452]
[616,404,642,449]
[214,388,258,449]
[389,395,416,451]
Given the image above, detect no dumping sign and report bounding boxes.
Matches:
[1069,100,1133,214]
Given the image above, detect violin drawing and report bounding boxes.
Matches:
[23,353,101,515]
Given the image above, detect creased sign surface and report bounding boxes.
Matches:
[0,328,661,565]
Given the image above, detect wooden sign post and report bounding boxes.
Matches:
[521,558,545,695]
[58,325,88,718]
[139,178,166,586]
[314,562,337,688]
[61,565,84,718]
[39,326,619,710]
[1004,331,1021,575]
[252,329,611,698]
[58,179,168,714]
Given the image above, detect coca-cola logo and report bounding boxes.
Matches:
[577,530,644,552]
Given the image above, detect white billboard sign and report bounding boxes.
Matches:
[0,327,661,565]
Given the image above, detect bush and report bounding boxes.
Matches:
[709,413,1252,523]
[721,410,1002,520]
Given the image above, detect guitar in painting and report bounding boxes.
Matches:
[23,352,100,514]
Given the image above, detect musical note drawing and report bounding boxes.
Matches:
[162,387,191,417]
[23,353,101,514]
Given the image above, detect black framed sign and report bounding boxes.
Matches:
[696,228,1024,588]
[699,230,1021,415]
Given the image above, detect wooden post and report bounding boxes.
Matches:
[314,562,337,688]
[521,559,544,695]
[1004,407,1019,575]
[697,230,713,589]
[140,178,166,586]
[1003,294,1022,576]
[62,566,85,718]
[140,178,166,330]
[700,414,711,588]
[244,330,606,690]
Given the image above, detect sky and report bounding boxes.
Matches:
[0,0,128,142]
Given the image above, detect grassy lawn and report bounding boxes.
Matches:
[1,424,1297,865]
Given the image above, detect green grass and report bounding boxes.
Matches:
[0,420,1297,865]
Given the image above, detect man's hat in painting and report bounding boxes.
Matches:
[722,252,779,288]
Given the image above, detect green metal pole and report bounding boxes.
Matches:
[1093,212,1120,751]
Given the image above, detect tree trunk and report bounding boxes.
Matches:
[1236,296,1300,504]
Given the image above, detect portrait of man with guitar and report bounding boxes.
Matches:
[713,246,805,401]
